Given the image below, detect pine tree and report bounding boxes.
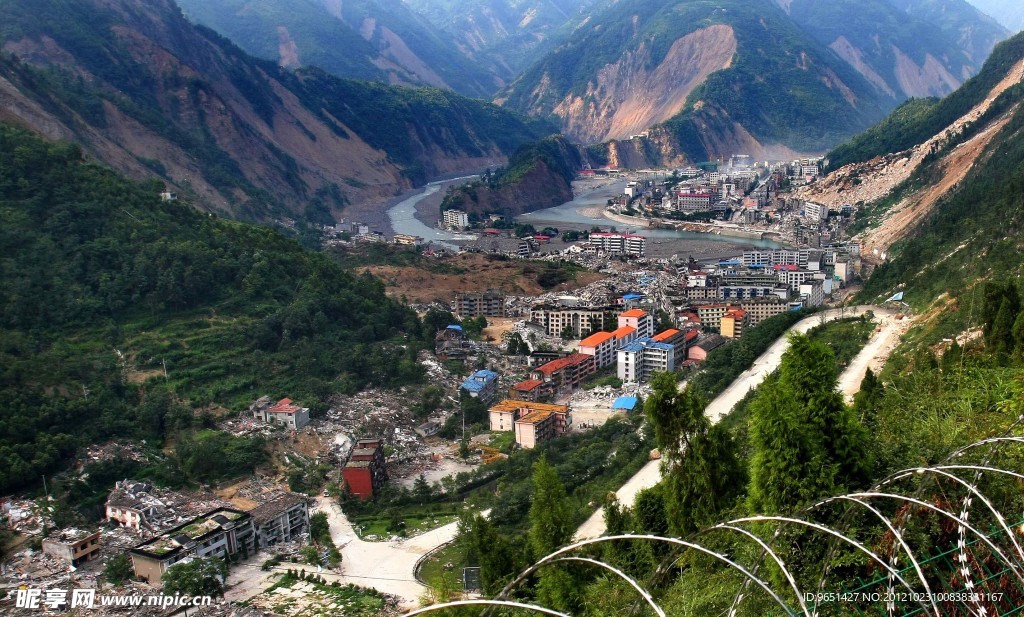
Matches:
[748,334,871,514]
[990,297,1017,360]
[1013,312,1024,364]
[644,372,742,535]
[529,457,576,611]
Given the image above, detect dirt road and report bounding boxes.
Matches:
[574,305,899,540]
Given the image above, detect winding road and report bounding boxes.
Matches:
[574,305,902,540]
[226,305,905,607]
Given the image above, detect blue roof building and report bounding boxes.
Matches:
[460,369,499,403]
[612,396,639,412]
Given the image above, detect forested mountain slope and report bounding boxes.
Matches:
[176,0,500,96]
[406,0,600,81]
[500,0,1005,163]
[0,122,430,494]
[0,0,553,222]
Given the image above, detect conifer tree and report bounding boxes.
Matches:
[749,334,871,514]
[645,372,742,535]
[529,457,576,611]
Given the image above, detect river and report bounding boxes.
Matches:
[387,176,783,252]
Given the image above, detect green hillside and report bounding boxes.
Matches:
[0,123,428,494]
[502,0,885,153]
[177,0,499,96]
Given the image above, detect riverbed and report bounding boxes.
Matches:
[385,176,782,258]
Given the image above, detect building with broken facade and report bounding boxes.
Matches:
[105,480,161,530]
[454,289,506,317]
[251,396,310,430]
[435,324,469,361]
[460,369,499,404]
[487,400,571,448]
[42,529,101,567]
[247,493,309,549]
[342,438,388,500]
[129,508,255,584]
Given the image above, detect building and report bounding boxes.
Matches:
[42,530,101,567]
[342,438,388,500]
[720,309,749,339]
[509,378,549,402]
[248,493,309,549]
[777,266,815,290]
[529,305,617,338]
[531,353,596,395]
[675,192,714,212]
[461,369,499,403]
[393,234,422,246]
[588,233,647,256]
[688,334,727,362]
[618,309,654,339]
[130,508,255,584]
[251,397,310,430]
[435,324,468,361]
[696,305,729,331]
[442,209,469,230]
[799,280,825,308]
[106,480,160,530]
[514,406,573,449]
[489,400,569,435]
[651,329,689,365]
[616,337,676,383]
[803,202,827,221]
[454,289,506,318]
[612,325,637,347]
[578,331,617,369]
[739,298,792,325]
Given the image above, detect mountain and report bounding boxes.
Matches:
[405,0,600,81]
[439,135,582,218]
[966,0,1024,32]
[0,121,435,493]
[500,0,887,154]
[175,0,500,97]
[500,0,1007,163]
[0,0,554,223]
[780,0,1007,99]
[798,32,1024,305]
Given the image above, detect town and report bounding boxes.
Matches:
[0,154,866,614]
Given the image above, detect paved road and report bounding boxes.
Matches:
[316,496,461,609]
[574,305,898,540]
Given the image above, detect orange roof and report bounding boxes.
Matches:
[612,326,636,339]
[489,400,568,414]
[516,410,557,425]
[579,331,615,347]
[620,309,648,318]
[513,379,544,392]
[684,330,700,342]
[268,398,302,414]
[535,353,593,375]
[724,309,747,318]
[652,329,681,342]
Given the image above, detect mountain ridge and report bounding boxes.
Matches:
[0,0,554,222]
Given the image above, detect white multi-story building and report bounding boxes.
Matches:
[588,233,646,256]
[442,209,469,230]
[618,309,654,339]
[617,338,676,383]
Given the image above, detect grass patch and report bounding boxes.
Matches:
[350,504,461,541]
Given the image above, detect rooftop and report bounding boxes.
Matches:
[515,410,555,425]
[579,331,615,347]
[652,329,681,342]
[512,379,544,392]
[462,370,498,392]
[535,353,592,375]
[247,493,306,525]
[612,326,636,339]
[490,400,568,414]
[268,398,303,415]
[620,309,648,318]
[612,396,639,411]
